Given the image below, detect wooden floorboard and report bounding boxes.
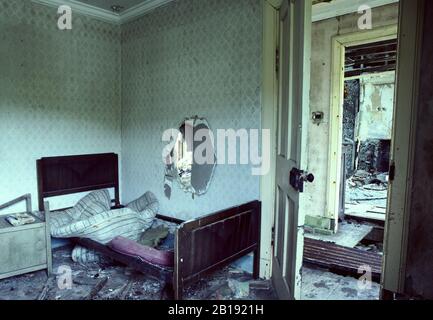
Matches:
[303,238,383,279]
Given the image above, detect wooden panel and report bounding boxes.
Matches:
[272,0,310,301]
[177,201,261,287]
[37,153,120,210]
[304,238,382,280]
[0,227,47,274]
[0,264,48,281]
[275,187,286,268]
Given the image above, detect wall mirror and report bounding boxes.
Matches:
[164,116,216,199]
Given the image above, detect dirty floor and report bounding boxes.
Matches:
[305,221,373,248]
[0,247,276,301]
[0,247,381,301]
[301,266,380,300]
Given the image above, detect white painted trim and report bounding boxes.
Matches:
[312,0,399,22]
[33,0,398,26]
[32,0,175,25]
[31,0,120,24]
[120,0,174,24]
[260,0,279,280]
[345,69,395,81]
[326,25,398,231]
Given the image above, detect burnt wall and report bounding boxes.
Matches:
[342,80,359,177]
[358,139,391,173]
[405,0,433,299]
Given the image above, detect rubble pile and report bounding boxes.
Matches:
[347,170,388,189]
[344,170,389,219]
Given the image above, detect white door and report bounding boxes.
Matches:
[272,0,312,300]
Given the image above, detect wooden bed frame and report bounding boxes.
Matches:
[37,153,261,300]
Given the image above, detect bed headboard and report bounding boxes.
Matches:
[37,153,120,211]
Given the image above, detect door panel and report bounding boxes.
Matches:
[272,0,311,300]
[381,0,424,297]
[275,187,286,266]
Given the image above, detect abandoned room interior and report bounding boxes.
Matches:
[0,0,432,302]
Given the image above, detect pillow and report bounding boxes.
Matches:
[72,189,111,220]
[50,189,111,233]
[51,207,153,243]
[127,191,159,219]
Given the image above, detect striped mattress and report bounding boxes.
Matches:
[50,190,159,264]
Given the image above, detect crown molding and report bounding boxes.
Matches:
[32,0,398,25]
[31,0,174,25]
[312,0,399,22]
[31,0,120,24]
[120,0,174,24]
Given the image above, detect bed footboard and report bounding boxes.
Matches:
[174,201,261,300]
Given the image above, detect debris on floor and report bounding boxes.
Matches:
[305,221,373,248]
[344,170,389,221]
[301,266,380,300]
[228,279,250,299]
[0,247,277,301]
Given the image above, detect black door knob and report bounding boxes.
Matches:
[301,172,315,183]
[306,173,315,183]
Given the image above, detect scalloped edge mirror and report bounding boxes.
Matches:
[164,116,217,199]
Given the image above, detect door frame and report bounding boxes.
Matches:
[326,25,398,229]
[260,0,425,298]
[259,0,281,279]
[381,0,425,296]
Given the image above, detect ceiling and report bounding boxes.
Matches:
[312,0,399,22]
[345,39,397,77]
[32,0,174,24]
[33,0,399,25]
[76,0,146,13]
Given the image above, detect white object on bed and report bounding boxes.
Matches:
[50,190,159,264]
[52,207,154,243]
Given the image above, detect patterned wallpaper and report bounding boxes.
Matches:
[121,0,263,219]
[0,0,262,219]
[0,0,122,212]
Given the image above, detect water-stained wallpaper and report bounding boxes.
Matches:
[121,0,263,219]
[0,0,122,212]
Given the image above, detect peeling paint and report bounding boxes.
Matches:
[358,73,395,141]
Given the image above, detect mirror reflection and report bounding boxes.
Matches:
[164,117,216,199]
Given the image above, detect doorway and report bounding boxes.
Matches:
[301,23,399,300]
[264,0,422,301]
[341,39,397,226]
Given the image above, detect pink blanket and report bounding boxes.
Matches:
[109,236,174,267]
